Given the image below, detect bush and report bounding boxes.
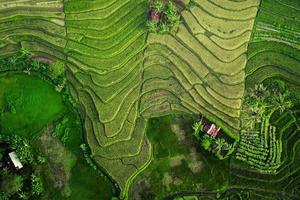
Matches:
[80,144,98,171]
[31,174,44,196]
[147,0,180,35]
[2,134,34,164]
[0,169,24,196]
[49,61,65,79]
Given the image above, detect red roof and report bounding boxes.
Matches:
[203,123,220,138]
[148,10,161,22]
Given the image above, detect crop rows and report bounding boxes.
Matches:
[246,0,300,89]
[0,0,66,60]
[232,108,300,196]
[236,116,282,173]
[142,0,260,137]
[63,0,151,198]
[234,0,300,197]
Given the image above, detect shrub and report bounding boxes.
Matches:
[80,144,98,171]
[0,169,24,196]
[201,135,213,151]
[2,134,34,164]
[31,174,44,196]
[49,61,65,79]
[147,0,180,35]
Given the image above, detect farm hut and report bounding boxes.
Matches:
[202,122,221,138]
[8,151,23,170]
[148,10,161,22]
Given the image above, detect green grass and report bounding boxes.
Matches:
[64,110,117,200]
[0,72,65,138]
[0,71,117,199]
[129,115,229,199]
[38,109,117,200]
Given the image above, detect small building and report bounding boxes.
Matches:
[8,151,23,170]
[148,10,161,22]
[203,122,221,138]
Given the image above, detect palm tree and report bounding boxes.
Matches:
[159,22,169,34]
[270,91,293,113]
[20,47,29,57]
[8,55,18,66]
[192,121,203,140]
[31,60,41,71]
[152,0,164,13]
[201,135,213,151]
[164,1,178,23]
[215,138,226,151]
[146,20,158,33]
[23,68,31,75]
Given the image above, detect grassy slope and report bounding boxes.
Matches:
[0,72,65,137]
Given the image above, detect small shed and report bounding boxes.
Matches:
[8,151,23,170]
[148,10,161,22]
[203,122,221,138]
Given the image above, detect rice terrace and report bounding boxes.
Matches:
[0,0,299,199]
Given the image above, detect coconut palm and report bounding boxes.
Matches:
[164,1,179,22]
[159,22,169,34]
[20,47,29,57]
[146,20,158,33]
[201,135,213,151]
[215,138,226,151]
[152,0,164,13]
[270,91,293,113]
[192,121,203,140]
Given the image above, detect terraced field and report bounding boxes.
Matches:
[239,0,300,170]
[232,0,300,198]
[231,107,300,198]
[246,0,300,89]
[1,0,300,199]
[0,0,66,60]
[0,0,262,198]
[63,0,151,198]
[143,0,260,136]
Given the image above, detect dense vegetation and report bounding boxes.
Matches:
[146,0,180,34]
[129,115,229,200]
[192,119,236,160]
[0,51,118,199]
[237,80,299,173]
[0,0,299,199]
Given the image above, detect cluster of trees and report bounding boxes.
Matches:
[0,135,45,199]
[0,168,45,200]
[0,48,66,93]
[146,0,180,35]
[80,144,98,171]
[241,80,298,131]
[0,134,44,165]
[237,80,299,173]
[2,92,23,114]
[192,121,234,160]
[0,48,32,71]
